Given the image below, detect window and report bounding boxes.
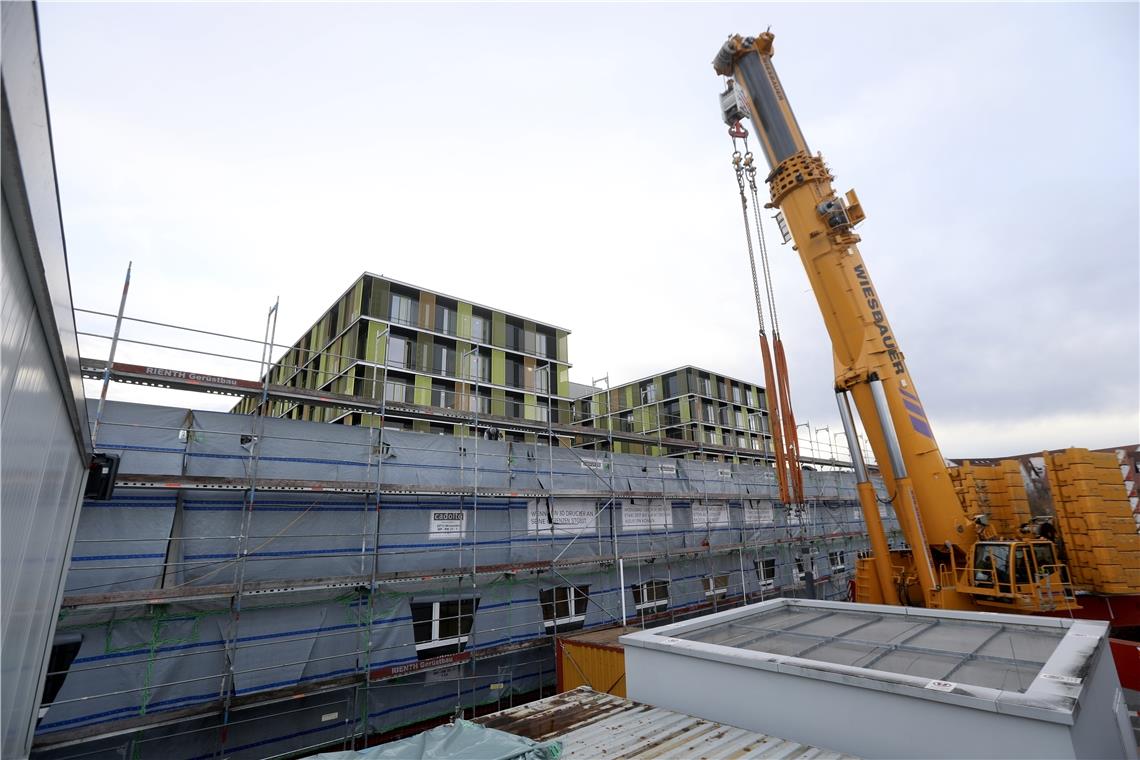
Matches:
[748,414,759,432]
[620,412,634,432]
[718,380,727,399]
[506,357,524,388]
[735,410,745,429]
[384,378,408,404]
[535,331,549,358]
[465,386,491,415]
[505,392,524,419]
[410,599,479,660]
[39,636,82,718]
[389,292,416,325]
[642,383,657,404]
[751,436,762,450]
[434,343,456,376]
[746,388,755,406]
[705,428,718,445]
[755,558,776,590]
[737,435,748,449]
[732,385,742,404]
[470,314,488,343]
[704,574,729,598]
[432,380,453,408]
[540,586,589,631]
[829,550,847,574]
[387,335,411,369]
[632,580,669,612]
[506,319,523,351]
[703,403,716,424]
[468,351,490,383]
[435,303,457,335]
[535,365,550,394]
[700,376,712,396]
[794,555,809,583]
[536,398,549,423]
[973,543,1012,589]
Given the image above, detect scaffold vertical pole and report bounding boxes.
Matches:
[91,261,131,447]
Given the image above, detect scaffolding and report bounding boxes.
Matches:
[32,299,900,760]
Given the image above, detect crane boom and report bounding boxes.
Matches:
[714,31,1075,612]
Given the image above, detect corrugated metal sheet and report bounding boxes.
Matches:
[558,636,626,697]
[475,687,854,758]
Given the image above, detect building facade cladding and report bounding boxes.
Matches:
[2,4,93,757]
[572,366,772,464]
[34,400,894,760]
[233,274,572,437]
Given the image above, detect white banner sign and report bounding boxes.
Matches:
[744,501,775,526]
[429,508,466,540]
[622,501,673,531]
[527,501,596,534]
[691,502,730,528]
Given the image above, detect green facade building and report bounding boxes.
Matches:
[234,273,572,437]
[571,366,772,464]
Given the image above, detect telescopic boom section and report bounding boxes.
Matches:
[714,32,976,609]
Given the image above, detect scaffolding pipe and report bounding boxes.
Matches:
[90,261,131,447]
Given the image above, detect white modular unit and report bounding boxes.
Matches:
[2,3,92,756]
[621,598,1135,760]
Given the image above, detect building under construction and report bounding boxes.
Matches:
[33,395,888,759]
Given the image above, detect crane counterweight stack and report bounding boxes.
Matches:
[714,31,1079,613]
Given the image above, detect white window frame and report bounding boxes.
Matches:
[414,600,475,653]
[634,580,669,612]
[542,586,589,630]
[829,550,847,574]
[757,558,776,591]
[794,555,808,583]
[703,574,729,598]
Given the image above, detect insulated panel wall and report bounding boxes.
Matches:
[1,3,92,755]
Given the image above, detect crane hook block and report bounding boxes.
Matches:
[720,80,750,127]
[728,121,749,139]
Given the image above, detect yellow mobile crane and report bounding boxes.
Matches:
[713,31,1076,613]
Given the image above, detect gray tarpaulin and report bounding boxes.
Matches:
[44,400,880,759]
[307,720,560,760]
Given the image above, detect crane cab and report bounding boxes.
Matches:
[954,540,1078,612]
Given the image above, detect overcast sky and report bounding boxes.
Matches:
[39,2,1138,459]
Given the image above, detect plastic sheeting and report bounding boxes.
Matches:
[307,720,561,760]
[40,400,891,759]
